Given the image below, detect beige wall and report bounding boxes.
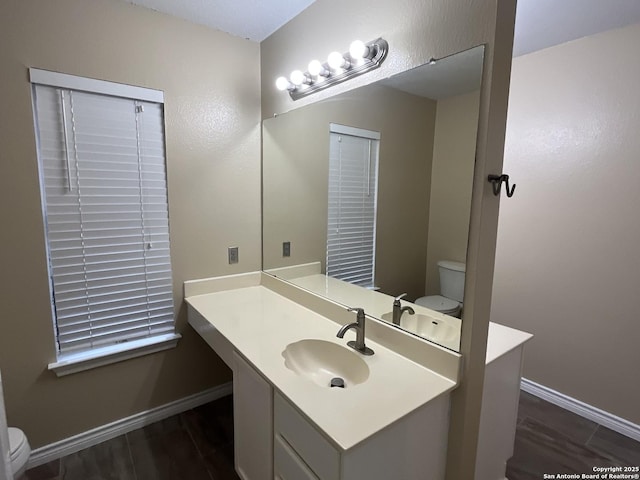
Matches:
[0,0,261,447]
[261,1,517,478]
[263,84,436,300]
[0,0,517,475]
[492,22,640,424]
[426,91,480,296]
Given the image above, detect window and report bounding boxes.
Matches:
[326,124,380,288]
[30,69,179,376]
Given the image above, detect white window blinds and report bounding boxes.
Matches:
[32,82,175,356]
[326,125,380,288]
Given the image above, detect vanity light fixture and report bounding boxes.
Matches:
[275,76,295,92]
[327,51,350,71]
[290,70,309,86]
[308,60,329,79]
[276,37,389,100]
[349,40,371,61]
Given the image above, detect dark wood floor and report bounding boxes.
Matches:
[20,395,240,480]
[506,391,640,479]
[20,391,639,480]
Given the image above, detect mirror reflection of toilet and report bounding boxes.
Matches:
[415,260,465,317]
[0,372,30,480]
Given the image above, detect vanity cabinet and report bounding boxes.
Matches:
[274,393,340,480]
[233,352,451,480]
[274,391,451,480]
[233,352,273,480]
[187,278,531,480]
[186,281,462,480]
[274,434,319,479]
[475,329,530,480]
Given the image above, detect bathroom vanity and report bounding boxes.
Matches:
[186,273,456,479]
[185,272,531,480]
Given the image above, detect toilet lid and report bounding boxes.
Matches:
[415,295,459,313]
[8,427,26,459]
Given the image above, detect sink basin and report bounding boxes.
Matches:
[381,312,460,346]
[282,339,370,388]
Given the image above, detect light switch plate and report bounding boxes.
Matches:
[228,246,239,264]
[283,241,291,257]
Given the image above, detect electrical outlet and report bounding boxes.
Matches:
[283,241,291,257]
[228,246,239,264]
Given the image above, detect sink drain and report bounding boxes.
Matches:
[330,377,345,388]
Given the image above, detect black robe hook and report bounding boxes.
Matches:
[488,174,516,197]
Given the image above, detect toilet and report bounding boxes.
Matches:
[0,371,30,479]
[415,260,465,317]
[8,428,30,478]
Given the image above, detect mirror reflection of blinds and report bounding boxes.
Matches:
[326,129,379,288]
[33,85,175,355]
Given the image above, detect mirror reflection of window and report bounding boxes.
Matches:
[326,124,380,289]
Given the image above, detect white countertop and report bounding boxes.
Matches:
[270,272,531,362]
[485,322,533,364]
[284,273,431,319]
[284,273,462,349]
[186,284,457,451]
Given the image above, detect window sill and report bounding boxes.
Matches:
[48,333,181,377]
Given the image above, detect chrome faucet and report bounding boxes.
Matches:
[337,307,374,355]
[392,293,415,326]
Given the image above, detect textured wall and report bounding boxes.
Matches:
[260,1,517,478]
[0,0,260,447]
[263,83,436,301]
[493,22,640,424]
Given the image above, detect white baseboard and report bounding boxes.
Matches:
[27,381,233,468]
[521,378,640,442]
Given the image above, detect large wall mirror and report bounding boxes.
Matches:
[262,45,484,353]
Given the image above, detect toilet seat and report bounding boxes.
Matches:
[415,295,460,315]
[8,427,30,475]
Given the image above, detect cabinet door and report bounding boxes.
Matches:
[233,351,273,480]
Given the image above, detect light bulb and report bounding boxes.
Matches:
[290,70,306,86]
[275,76,293,91]
[349,40,369,60]
[308,60,327,77]
[327,51,348,70]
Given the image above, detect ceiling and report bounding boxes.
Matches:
[126,0,640,53]
[126,0,316,42]
[514,0,640,56]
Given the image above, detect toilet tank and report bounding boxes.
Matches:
[438,260,466,303]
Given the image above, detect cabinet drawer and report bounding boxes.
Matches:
[274,434,319,480]
[274,393,340,480]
